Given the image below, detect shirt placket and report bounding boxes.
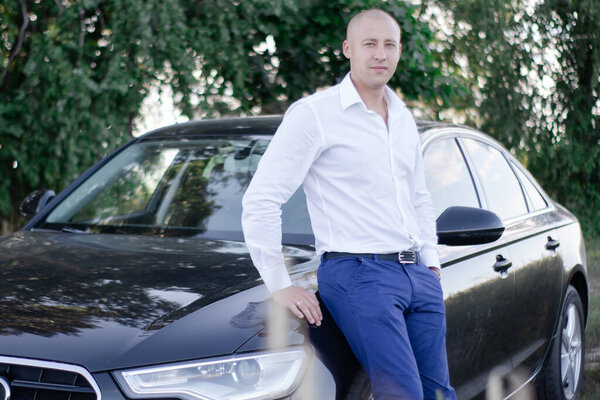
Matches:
[387,117,417,248]
[374,115,405,232]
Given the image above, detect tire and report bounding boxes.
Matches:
[537,285,585,400]
[344,368,373,400]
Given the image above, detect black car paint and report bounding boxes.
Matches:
[2,116,587,399]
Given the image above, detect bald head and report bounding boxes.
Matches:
[346,9,401,42]
[342,9,402,92]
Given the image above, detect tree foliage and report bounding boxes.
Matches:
[0,0,456,233]
[183,0,457,115]
[0,0,197,231]
[531,0,600,236]
[424,0,600,235]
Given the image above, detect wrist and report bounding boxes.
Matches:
[427,266,441,279]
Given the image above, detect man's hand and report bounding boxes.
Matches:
[428,266,441,280]
[272,285,322,326]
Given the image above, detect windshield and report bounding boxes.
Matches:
[41,137,313,244]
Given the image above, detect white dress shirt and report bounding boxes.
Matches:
[242,73,439,292]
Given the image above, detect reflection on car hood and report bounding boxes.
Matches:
[0,231,315,372]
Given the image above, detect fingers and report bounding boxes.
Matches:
[294,299,322,326]
[298,291,322,320]
[273,286,322,326]
[289,303,304,319]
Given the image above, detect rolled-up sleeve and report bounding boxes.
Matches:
[241,101,323,292]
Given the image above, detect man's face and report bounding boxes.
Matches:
[343,15,401,91]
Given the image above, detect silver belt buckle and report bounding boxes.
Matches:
[399,250,417,264]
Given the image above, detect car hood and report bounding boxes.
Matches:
[0,231,317,372]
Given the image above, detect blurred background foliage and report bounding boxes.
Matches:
[421,0,599,235]
[0,0,598,235]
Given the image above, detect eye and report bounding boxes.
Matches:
[385,43,396,48]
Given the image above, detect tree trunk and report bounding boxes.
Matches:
[1,216,10,236]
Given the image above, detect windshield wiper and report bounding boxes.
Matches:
[61,227,89,234]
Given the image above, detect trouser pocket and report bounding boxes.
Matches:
[317,256,365,296]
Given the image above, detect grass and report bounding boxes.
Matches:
[581,236,600,399]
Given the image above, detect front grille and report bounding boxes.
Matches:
[0,356,100,400]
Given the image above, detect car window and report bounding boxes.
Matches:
[461,138,528,220]
[43,138,313,241]
[511,162,548,211]
[423,138,480,218]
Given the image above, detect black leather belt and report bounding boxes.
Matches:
[322,250,420,264]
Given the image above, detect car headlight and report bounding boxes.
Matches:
[113,348,308,400]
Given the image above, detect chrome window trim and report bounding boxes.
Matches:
[0,355,101,400]
[508,159,550,210]
[502,207,555,226]
[421,127,555,221]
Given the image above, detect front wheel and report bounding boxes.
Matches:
[538,285,585,400]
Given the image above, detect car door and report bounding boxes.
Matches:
[459,138,563,380]
[423,134,516,398]
[500,159,563,373]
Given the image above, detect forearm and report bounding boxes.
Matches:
[241,101,323,292]
[413,141,440,269]
[241,196,292,292]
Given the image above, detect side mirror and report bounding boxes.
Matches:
[19,189,56,219]
[436,206,504,246]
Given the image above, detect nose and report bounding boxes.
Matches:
[374,45,386,60]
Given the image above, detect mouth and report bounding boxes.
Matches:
[371,66,388,72]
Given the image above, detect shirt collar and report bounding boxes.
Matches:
[338,72,407,113]
[339,73,363,110]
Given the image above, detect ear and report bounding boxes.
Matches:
[342,39,351,59]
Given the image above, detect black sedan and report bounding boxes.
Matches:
[2,116,587,400]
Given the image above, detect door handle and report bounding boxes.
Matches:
[493,255,512,272]
[546,236,560,250]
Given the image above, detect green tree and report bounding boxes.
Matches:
[0,0,197,232]
[1,0,458,234]
[184,0,458,115]
[423,0,599,234]
[531,0,600,235]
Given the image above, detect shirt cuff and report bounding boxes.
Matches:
[260,264,294,293]
[420,248,441,269]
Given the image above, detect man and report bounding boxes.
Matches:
[242,9,456,400]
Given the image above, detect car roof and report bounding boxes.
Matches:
[140,116,283,140]
[139,116,476,142]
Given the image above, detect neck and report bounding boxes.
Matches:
[350,75,386,111]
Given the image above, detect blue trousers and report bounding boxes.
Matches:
[317,255,456,400]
